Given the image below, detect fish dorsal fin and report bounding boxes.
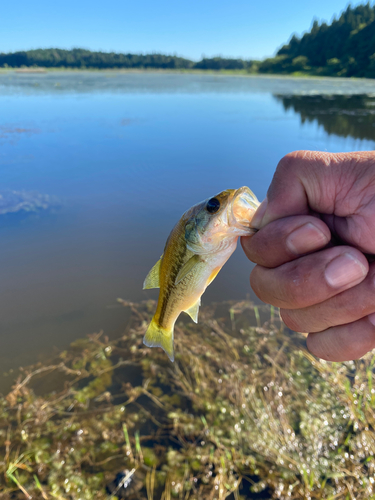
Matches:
[175,254,201,284]
[143,256,162,289]
[184,298,201,323]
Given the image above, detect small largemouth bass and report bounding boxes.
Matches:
[143,187,259,361]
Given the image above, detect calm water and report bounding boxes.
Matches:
[1,71,375,376]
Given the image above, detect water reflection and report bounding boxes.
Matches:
[275,94,375,142]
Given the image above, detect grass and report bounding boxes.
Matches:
[0,299,375,499]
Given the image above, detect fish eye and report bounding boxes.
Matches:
[206,197,220,213]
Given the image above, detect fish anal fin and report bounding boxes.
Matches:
[175,255,202,284]
[143,318,174,362]
[184,298,201,323]
[143,256,162,289]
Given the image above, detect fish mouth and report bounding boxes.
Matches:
[230,186,260,231]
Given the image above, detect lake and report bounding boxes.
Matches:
[1,70,375,377]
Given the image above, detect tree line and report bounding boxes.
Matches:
[2,3,375,78]
[260,2,375,77]
[0,48,254,71]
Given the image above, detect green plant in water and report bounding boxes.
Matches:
[0,299,375,499]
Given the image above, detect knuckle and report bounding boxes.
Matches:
[280,309,303,331]
[248,234,275,267]
[241,232,271,265]
[307,150,335,166]
[250,267,287,306]
[240,236,255,262]
[281,307,333,333]
[250,267,270,303]
[277,150,335,175]
[364,323,375,352]
[250,265,302,308]
[277,150,315,170]
[276,151,300,174]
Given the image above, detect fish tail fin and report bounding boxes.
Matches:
[143,318,174,362]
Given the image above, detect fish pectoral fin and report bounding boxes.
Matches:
[175,254,202,284]
[143,318,174,362]
[184,298,201,323]
[143,256,162,289]
[207,266,221,286]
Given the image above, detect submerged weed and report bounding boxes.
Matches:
[0,300,374,499]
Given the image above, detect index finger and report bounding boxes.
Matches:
[241,214,330,268]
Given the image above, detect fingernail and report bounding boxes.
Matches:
[286,222,329,255]
[325,252,367,288]
[251,197,268,229]
[368,313,375,327]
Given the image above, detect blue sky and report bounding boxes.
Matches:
[0,0,368,60]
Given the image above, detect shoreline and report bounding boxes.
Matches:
[0,67,373,81]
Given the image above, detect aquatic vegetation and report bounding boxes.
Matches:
[0,190,59,216]
[1,299,375,499]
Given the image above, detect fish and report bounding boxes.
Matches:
[143,187,260,361]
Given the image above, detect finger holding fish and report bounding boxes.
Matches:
[241,215,331,268]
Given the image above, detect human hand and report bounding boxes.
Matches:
[241,150,375,362]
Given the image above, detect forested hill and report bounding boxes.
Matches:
[259,2,375,77]
[0,48,253,71]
